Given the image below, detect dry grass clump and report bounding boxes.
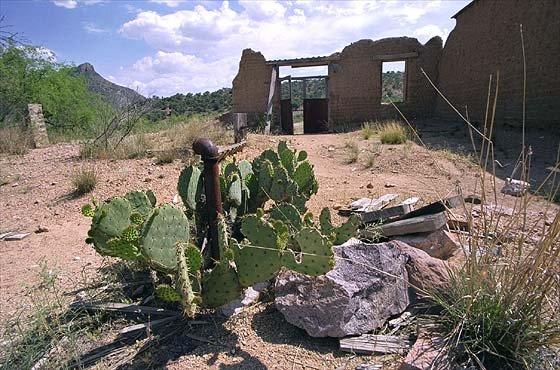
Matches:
[343,140,360,164]
[361,122,376,140]
[163,118,231,156]
[154,150,175,165]
[0,125,32,155]
[378,121,408,144]
[80,134,151,160]
[72,168,97,195]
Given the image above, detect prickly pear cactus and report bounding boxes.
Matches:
[201,261,242,308]
[283,227,333,276]
[140,204,190,272]
[319,208,360,245]
[156,284,182,302]
[233,215,283,287]
[87,197,133,256]
[176,243,198,316]
[269,203,303,231]
[178,166,203,212]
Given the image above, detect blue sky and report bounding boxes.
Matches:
[1,0,470,97]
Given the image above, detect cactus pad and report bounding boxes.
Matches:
[156,284,182,302]
[202,261,242,307]
[88,197,133,255]
[269,203,303,231]
[140,204,190,272]
[178,166,203,211]
[125,191,153,217]
[81,204,95,217]
[105,238,141,260]
[333,214,360,245]
[283,227,333,276]
[121,225,139,242]
[234,215,283,286]
[176,243,198,317]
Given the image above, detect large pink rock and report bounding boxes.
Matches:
[393,229,461,259]
[390,240,451,294]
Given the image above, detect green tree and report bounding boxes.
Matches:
[0,43,111,134]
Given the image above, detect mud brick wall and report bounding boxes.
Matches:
[435,0,560,131]
[232,49,273,114]
[328,37,442,125]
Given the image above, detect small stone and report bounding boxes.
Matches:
[545,219,552,226]
[34,226,49,233]
[385,182,397,188]
[50,182,57,186]
[34,200,39,205]
[333,204,342,210]
[328,146,335,152]
[11,183,18,187]
[398,335,449,370]
[157,174,165,179]
[73,256,81,261]
[144,178,151,182]
[366,183,374,189]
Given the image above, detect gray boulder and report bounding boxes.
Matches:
[274,239,410,337]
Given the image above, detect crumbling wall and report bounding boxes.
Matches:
[435,0,560,130]
[232,49,273,114]
[328,37,442,125]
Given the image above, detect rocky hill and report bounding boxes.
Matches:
[74,63,145,108]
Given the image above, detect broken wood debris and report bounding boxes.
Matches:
[381,212,447,237]
[70,302,182,317]
[340,334,413,355]
[397,195,462,221]
[0,231,30,241]
[118,316,179,335]
[338,194,399,216]
[361,202,413,224]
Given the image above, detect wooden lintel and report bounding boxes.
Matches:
[279,75,328,81]
[373,52,418,61]
[267,60,330,67]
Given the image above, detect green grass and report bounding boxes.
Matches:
[378,122,408,144]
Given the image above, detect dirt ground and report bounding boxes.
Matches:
[1,121,558,369]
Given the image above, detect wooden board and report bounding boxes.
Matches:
[381,212,447,236]
[397,195,462,221]
[361,203,413,224]
[340,334,413,355]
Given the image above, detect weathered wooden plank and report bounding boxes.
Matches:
[119,316,179,335]
[340,334,413,355]
[1,232,30,241]
[381,212,447,236]
[361,203,413,224]
[398,195,462,221]
[71,302,181,317]
[372,52,418,61]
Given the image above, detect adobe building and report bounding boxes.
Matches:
[231,0,560,135]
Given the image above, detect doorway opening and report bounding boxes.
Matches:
[381,61,406,104]
[279,65,328,134]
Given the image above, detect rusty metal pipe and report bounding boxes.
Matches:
[192,138,223,263]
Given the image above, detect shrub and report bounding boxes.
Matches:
[72,169,97,195]
[79,134,151,160]
[154,150,175,165]
[0,125,31,155]
[343,140,360,164]
[378,122,407,144]
[361,122,375,140]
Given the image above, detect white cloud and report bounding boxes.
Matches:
[115,0,469,96]
[414,24,449,42]
[83,22,109,34]
[149,0,185,7]
[52,0,77,9]
[52,0,106,9]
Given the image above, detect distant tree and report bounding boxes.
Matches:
[0,43,111,133]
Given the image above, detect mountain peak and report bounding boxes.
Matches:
[74,62,145,108]
[77,62,95,73]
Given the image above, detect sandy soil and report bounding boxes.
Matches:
[0,126,558,369]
